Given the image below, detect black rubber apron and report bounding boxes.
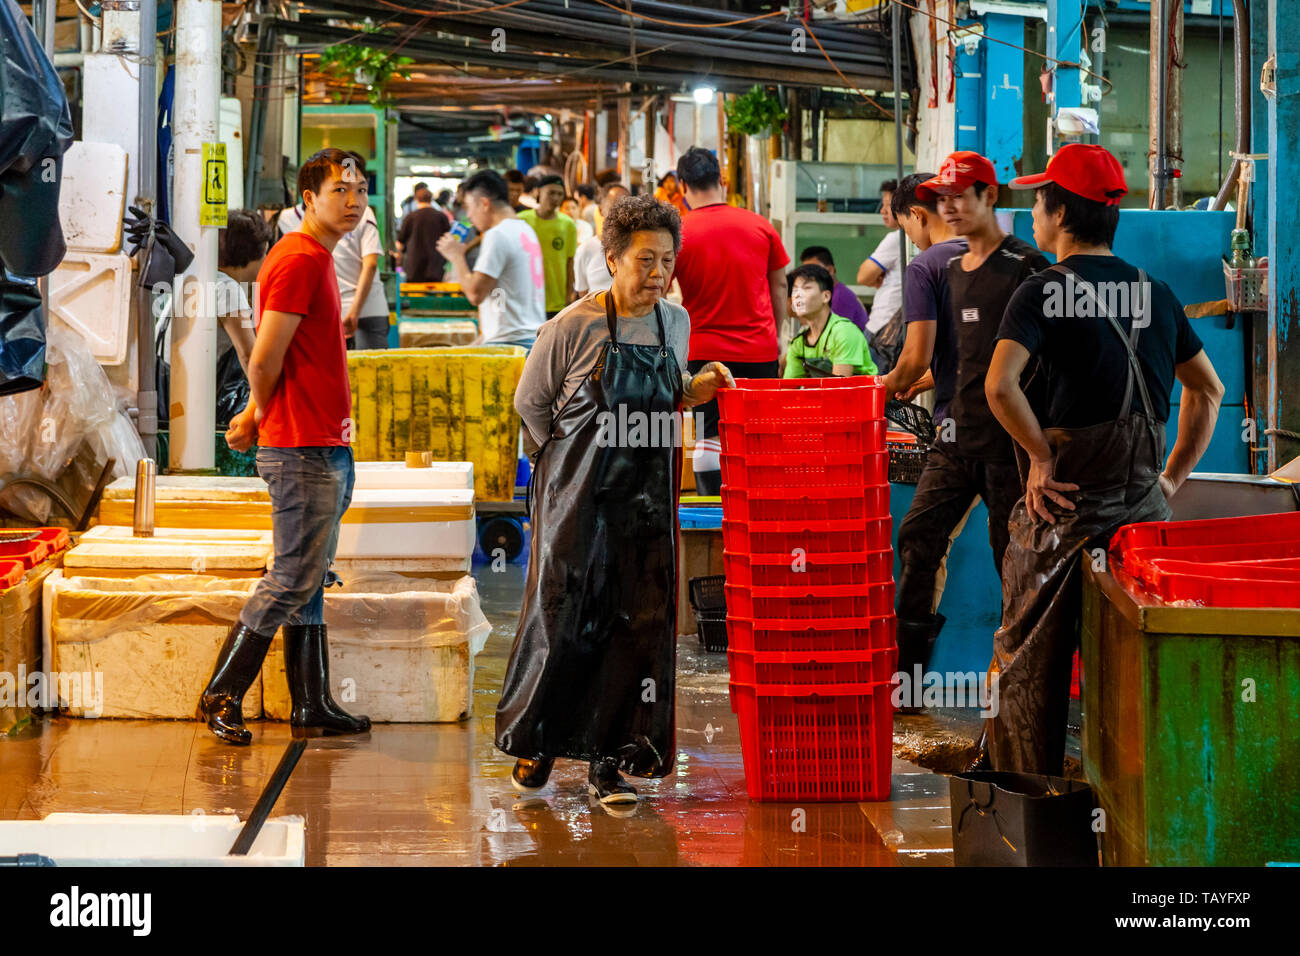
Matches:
[495,292,683,777]
[986,266,1172,775]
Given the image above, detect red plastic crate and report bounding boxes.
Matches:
[719,376,885,427]
[728,647,898,687]
[1221,557,1300,570]
[722,518,893,557]
[1111,510,1300,555]
[723,549,893,589]
[721,484,890,523]
[1148,558,1300,583]
[720,418,885,457]
[0,559,24,592]
[732,680,894,801]
[0,528,69,570]
[727,614,896,655]
[1070,649,1080,700]
[1121,539,1300,584]
[724,581,895,621]
[720,451,888,491]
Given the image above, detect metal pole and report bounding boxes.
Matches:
[171,0,220,472]
[41,0,55,54]
[892,1,908,314]
[1152,0,1169,209]
[137,0,159,460]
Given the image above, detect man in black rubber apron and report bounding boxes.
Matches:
[496,193,732,804]
[983,145,1223,773]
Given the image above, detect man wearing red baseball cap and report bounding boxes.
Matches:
[981,144,1225,773]
[889,151,1049,702]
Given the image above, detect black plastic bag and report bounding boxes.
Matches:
[0,266,43,394]
[214,345,249,429]
[949,771,1098,867]
[0,0,75,395]
[0,0,74,276]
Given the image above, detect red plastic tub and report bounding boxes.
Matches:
[720,418,885,457]
[1121,539,1300,584]
[0,559,25,592]
[732,680,894,801]
[719,376,885,428]
[0,528,70,570]
[723,581,895,621]
[727,614,896,656]
[720,451,888,491]
[721,517,892,558]
[723,548,893,589]
[1112,510,1300,555]
[721,484,890,523]
[727,646,898,688]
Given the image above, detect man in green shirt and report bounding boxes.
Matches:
[519,174,577,317]
[784,264,878,377]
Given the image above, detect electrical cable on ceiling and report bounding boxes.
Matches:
[800,17,895,119]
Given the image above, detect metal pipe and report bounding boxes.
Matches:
[1151,0,1169,208]
[136,0,159,460]
[170,0,220,472]
[244,24,276,211]
[1212,0,1251,212]
[892,0,908,316]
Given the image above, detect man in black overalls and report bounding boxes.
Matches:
[893,152,1049,689]
[985,145,1224,773]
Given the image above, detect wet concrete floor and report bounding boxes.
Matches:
[0,562,1076,865]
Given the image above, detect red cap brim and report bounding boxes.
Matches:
[1008,171,1051,190]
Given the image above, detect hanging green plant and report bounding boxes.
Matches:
[724,85,788,137]
[317,38,414,109]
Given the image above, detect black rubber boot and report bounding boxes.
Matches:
[895,612,946,713]
[587,758,638,804]
[511,757,556,793]
[285,624,370,738]
[200,623,274,745]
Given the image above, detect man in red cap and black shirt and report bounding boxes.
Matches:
[983,144,1224,773]
[891,151,1049,696]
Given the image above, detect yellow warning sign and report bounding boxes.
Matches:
[200,142,228,227]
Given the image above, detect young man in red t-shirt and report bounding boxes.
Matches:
[200,148,370,745]
[672,147,789,493]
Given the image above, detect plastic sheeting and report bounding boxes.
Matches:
[0,0,75,394]
[0,325,145,523]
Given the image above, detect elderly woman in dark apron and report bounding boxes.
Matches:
[496,193,733,804]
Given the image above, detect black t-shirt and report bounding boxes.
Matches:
[397,206,450,282]
[997,254,1205,429]
[944,234,1051,460]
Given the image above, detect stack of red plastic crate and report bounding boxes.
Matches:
[718,377,896,802]
[1110,511,1300,607]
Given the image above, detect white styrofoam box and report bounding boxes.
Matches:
[262,573,491,723]
[63,536,271,574]
[101,474,268,501]
[49,251,134,365]
[79,525,272,546]
[44,570,263,719]
[335,487,475,560]
[0,813,304,866]
[352,461,474,491]
[58,141,128,254]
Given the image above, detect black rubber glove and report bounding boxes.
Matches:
[125,205,195,280]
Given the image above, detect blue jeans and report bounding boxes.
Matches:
[240,445,355,633]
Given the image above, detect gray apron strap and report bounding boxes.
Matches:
[1049,265,1157,424]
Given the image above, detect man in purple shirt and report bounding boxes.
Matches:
[799,246,869,332]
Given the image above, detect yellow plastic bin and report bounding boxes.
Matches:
[349,347,526,501]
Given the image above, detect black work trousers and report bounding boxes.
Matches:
[895,443,1022,622]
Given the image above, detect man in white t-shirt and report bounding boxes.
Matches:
[438,169,547,348]
[572,182,628,296]
[857,177,905,334]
